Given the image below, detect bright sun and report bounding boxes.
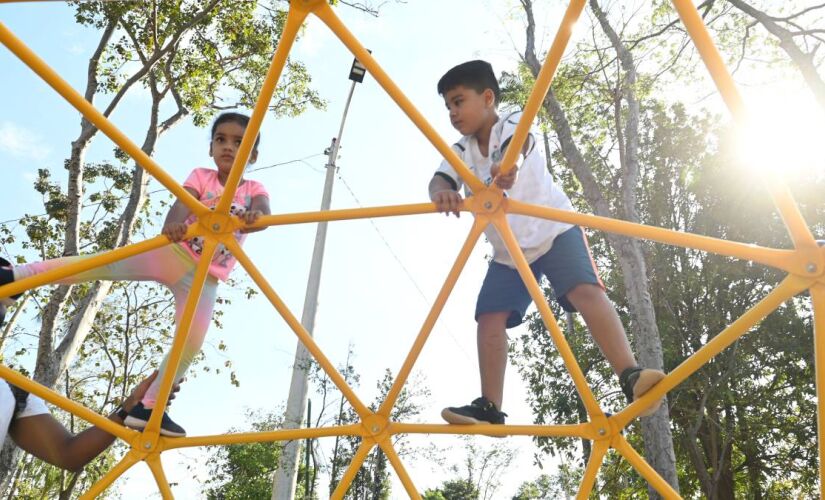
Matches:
[736,91,825,178]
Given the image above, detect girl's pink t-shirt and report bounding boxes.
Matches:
[179,168,269,281]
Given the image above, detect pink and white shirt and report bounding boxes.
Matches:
[180,168,269,281]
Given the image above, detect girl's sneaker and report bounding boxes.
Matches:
[124,403,187,437]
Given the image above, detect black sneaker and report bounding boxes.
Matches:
[620,366,666,417]
[124,403,187,437]
[441,397,507,425]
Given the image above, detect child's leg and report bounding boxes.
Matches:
[472,261,537,409]
[477,311,510,409]
[543,226,664,416]
[141,276,218,408]
[10,245,191,289]
[441,262,535,425]
[565,283,636,375]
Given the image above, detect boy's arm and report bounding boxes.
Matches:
[162,186,200,242]
[491,136,535,190]
[429,174,462,218]
[240,195,271,233]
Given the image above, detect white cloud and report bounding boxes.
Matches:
[0,122,50,161]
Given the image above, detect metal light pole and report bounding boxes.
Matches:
[272,54,368,500]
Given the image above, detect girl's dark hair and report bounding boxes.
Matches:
[437,60,500,105]
[211,112,261,151]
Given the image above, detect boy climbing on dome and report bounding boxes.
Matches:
[428,60,666,425]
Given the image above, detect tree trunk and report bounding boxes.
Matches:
[520,0,679,494]
[0,40,185,493]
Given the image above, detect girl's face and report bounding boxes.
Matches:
[209,121,257,175]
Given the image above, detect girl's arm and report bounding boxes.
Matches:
[162,187,200,242]
[240,195,270,234]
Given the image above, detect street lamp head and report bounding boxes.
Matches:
[349,50,371,83]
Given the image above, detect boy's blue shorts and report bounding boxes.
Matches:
[475,226,604,328]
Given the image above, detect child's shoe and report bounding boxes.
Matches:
[441,396,507,425]
[620,366,666,417]
[124,403,187,437]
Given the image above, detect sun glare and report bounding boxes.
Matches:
[736,94,825,179]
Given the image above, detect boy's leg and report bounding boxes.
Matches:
[441,261,534,425]
[542,226,665,416]
[565,284,635,375]
[477,311,510,409]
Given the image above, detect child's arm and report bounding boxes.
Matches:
[491,163,518,190]
[240,195,271,234]
[491,132,535,190]
[162,187,200,242]
[429,174,462,218]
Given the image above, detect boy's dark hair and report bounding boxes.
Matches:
[437,60,500,105]
[211,112,261,151]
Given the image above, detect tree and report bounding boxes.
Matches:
[719,1,825,111]
[1,0,325,490]
[512,469,579,500]
[327,368,430,499]
[423,437,516,500]
[203,409,319,500]
[510,1,679,495]
[423,479,479,500]
[512,97,824,497]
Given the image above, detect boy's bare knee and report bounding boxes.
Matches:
[566,283,604,303]
[477,311,509,330]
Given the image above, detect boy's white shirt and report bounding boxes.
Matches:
[436,110,574,267]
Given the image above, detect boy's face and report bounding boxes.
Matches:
[443,85,496,137]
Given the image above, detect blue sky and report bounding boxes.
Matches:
[0,1,574,497]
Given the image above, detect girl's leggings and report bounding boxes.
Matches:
[13,244,217,408]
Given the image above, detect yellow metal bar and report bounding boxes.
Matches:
[670,0,817,252]
[811,283,825,499]
[378,218,486,416]
[215,5,308,214]
[145,239,217,435]
[80,451,140,500]
[0,364,135,441]
[224,237,372,418]
[615,275,809,427]
[331,440,374,500]
[389,422,591,439]
[163,424,362,450]
[146,454,174,500]
[0,235,174,300]
[669,0,745,117]
[378,440,420,500]
[491,213,604,417]
[613,435,681,499]
[577,439,609,499]
[508,199,808,277]
[498,0,587,176]
[0,23,205,216]
[312,3,485,193]
[253,202,440,229]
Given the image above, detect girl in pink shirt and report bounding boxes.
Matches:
[0,112,270,437]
